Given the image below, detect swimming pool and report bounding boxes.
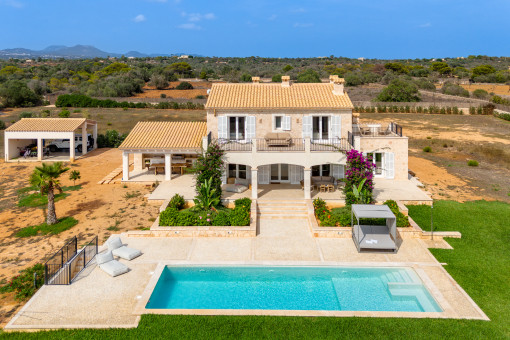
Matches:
[146,266,442,313]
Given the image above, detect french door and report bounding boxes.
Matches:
[270,164,289,183]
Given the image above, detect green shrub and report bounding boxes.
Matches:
[472,89,489,99]
[0,264,44,301]
[272,74,282,82]
[212,210,231,226]
[168,194,185,210]
[19,111,33,119]
[58,109,71,118]
[440,83,469,97]
[195,95,205,99]
[423,146,432,153]
[234,198,252,211]
[160,93,167,98]
[230,206,250,226]
[0,120,6,130]
[383,200,410,227]
[176,81,193,90]
[176,210,197,226]
[467,160,479,167]
[159,206,179,226]
[196,210,214,226]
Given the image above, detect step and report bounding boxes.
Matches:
[257,200,307,205]
[257,207,307,212]
[258,214,309,220]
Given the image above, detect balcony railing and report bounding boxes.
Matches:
[353,122,403,137]
[310,138,351,152]
[257,138,305,152]
[215,137,351,153]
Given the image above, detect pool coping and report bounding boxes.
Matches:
[132,261,489,320]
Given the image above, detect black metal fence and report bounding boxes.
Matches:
[216,139,252,152]
[390,122,403,137]
[44,236,98,285]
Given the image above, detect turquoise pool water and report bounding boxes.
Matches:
[146,266,442,312]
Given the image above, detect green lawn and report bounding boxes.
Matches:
[17,185,81,208]
[1,200,509,339]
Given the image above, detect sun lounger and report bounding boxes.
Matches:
[96,251,129,277]
[107,237,142,261]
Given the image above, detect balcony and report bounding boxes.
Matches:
[215,137,351,153]
[353,122,403,137]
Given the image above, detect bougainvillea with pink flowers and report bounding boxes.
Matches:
[344,149,376,205]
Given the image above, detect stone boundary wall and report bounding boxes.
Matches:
[126,200,257,238]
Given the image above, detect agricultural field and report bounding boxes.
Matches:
[460,83,510,97]
[133,80,213,99]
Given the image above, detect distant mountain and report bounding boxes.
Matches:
[0,44,195,59]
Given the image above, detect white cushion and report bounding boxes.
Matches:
[235,178,249,186]
[96,251,114,265]
[107,237,123,251]
[100,260,129,277]
[224,184,247,193]
[112,246,142,261]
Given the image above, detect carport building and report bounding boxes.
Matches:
[4,118,98,162]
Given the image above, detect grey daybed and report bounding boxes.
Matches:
[351,204,398,253]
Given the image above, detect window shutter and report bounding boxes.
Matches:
[289,165,302,184]
[218,116,227,139]
[246,116,256,141]
[258,165,270,184]
[302,116,312,138]
[221,166,227,184]
[331,115,342,138]
[283,116,291,131]
[385,152,395,179]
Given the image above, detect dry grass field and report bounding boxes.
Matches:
[136,80,214,99]
[460,83,510,97]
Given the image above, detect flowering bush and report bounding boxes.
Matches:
[0,264,44,301]
[190,142,225,203]
[344,149,376,205]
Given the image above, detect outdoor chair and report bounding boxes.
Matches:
[107,237,142,261]
[96,251,129,277]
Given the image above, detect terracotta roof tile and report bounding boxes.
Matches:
[205,83,353,109]
[5,118,89,132]
[119,121,207,150]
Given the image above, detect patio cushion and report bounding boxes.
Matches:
[99,260,129,277]
[224,184,248,193]
[112,246,142,261]
[235,178,249,187]
[96,251,114,265]
[107,237,123,251]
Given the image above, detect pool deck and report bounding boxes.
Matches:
[5,218,488,331]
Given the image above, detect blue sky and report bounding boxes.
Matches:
[0,0,509,58]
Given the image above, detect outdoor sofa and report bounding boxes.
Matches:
[264,132,292,147]
[311,176,335,187]
[96,251,129,277]
[224,177,249,193]
[107,237,142,261]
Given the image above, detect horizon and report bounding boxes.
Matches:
[1,0,509,59]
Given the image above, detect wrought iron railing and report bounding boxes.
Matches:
[310,138,351,152]
[390,122,403,137]
[216,138,252,151]
[257,138,305,152]
[44,236,98,285]
[353,123,403,137]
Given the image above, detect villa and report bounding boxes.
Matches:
[120,75,412,202]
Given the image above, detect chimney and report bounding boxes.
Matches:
[282,75,290,87]
[329,74,339,84]
[252,76,260,84]
[333,78,345,95]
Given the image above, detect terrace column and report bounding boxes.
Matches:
[165,153,172,181]
[69,133,75,162]
[4,134,9,161]
[251,167,258,199]
[93,123,98,149]
[305,137,311,153]
[37,138,43,161]
[81,123,87,156]
[122,152,130,181]
[304,168,311,199]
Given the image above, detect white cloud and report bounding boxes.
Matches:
[268,14,277,21]
[419,22,432,28]
[178,23,201,30]
[293,22,313,28]
[0,0,24,8]
[133,14,146,23]
[181,12,215,22]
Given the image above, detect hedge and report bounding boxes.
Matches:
[55,94,204,110]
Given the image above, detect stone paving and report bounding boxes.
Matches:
[6,216,488,330]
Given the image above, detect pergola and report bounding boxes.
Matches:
[118,121,207,181]
[4,118,97,162]
[351,204,398,253]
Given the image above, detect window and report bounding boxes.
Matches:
[367,152,383,176]
[312,164,331,177]
[229,116,245,140]
[274,116,283,130]
[228,164,247,179]
[312,116,329,140]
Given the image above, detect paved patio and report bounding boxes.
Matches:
[6,216,487,330]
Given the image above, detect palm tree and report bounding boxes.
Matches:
[69,170,81,185]
[30,162,69,225]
